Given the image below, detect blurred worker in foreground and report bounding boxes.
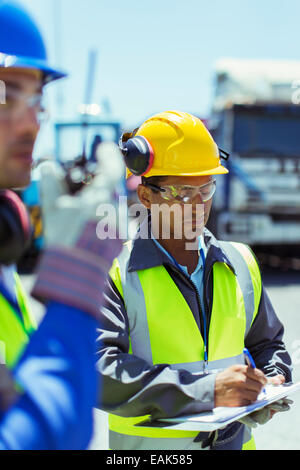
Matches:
[97,110,292,450]
[0,1,123,449]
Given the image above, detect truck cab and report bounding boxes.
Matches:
[208,58,300,258]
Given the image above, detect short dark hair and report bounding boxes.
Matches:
[142,175,168,187]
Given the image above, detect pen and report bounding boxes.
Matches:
[243,347,256,368]
[243,348,266,394]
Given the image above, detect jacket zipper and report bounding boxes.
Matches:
[203,267,214,371]
[190,278,209,374]
[170,265,210,374]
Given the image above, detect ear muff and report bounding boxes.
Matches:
[0,190,32,266]
[119,130,154,177]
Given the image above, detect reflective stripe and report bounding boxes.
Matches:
[110,431,207,450]
[110,427,253,451]
[169,353,244,373]
[232,242,262,327]
[122,270,153,364]
[218,241,255,337]
[224,242,261,329]
[109,414,199,438]
[243,424,252,444]
[109,243,153,361]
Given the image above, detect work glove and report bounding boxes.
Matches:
[238,398,293,428]
[31,142,126,320]
[38,142,125,248]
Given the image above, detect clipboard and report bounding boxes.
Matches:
[152,381,300,432]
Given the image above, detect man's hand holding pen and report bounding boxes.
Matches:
[214,364,267,407]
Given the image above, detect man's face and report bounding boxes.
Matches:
[138,174,214,241]
[0,68,42,189]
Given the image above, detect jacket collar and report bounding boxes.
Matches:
[127,217,235,274]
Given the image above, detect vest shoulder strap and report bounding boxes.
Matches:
[109,241,133,299]
[14,273,37,333]
[218,241,262,333]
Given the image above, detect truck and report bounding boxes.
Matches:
[207,58,300,265]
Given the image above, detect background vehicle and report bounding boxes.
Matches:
[207,58,300,267]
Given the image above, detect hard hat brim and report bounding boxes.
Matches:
[0,53,67,84]
[130,164,229,178]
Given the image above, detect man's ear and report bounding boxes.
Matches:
[137,184,152,209]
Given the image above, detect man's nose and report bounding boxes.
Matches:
[191,192,204,205]
[14,105,40,137]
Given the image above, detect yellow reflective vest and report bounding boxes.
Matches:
[0,272,36,368]
[108,240,262,450]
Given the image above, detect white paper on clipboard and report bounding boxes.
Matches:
[155,381,300,432]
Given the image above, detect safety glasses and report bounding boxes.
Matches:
[0,87,48,124]
[145,179,217,203]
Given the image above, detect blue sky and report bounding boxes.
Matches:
[18,0,300,158]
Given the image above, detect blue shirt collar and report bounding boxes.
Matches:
[151,232,206,275]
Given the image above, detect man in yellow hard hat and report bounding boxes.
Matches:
[96,111,292,451]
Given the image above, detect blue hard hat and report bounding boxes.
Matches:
[0,0,67,84]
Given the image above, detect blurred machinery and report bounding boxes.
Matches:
[17,117,123,274]
[207,58,300,267]
[17,50,124,273]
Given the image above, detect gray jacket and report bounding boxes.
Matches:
[96,227,292,420]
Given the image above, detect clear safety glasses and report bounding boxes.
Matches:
[145,179,217,203]
[0,87,48,124]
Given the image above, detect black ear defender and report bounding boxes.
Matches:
[0,190,32,266]
[219,148,230,160]
[119,128,154,176]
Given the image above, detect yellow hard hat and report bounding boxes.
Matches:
[120,111,229,178]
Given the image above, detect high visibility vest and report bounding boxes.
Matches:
[0,272,37,369]
[108,241,262,450]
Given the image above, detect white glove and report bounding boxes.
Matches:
[238,398,293,428]
[31,143,126,319]
[38,142,125,248]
